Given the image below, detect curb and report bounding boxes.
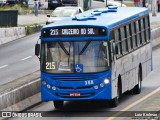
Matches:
[0,27,160,112]
[0,71,40,111]
[0,25,42,46]
[0,27,26,45]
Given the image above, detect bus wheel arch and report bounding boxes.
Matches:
[132,64,142,94]
[109,75,122,107]
[118,75,122,96]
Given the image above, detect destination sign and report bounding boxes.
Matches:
[42,27,106,38]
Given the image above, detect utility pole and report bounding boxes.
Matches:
[121,0,123,7]
[89,0,92,9]
[106,0,108,7]
[152,0,157,16]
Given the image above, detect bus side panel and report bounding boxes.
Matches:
[141,46,147,80]
[140,44,150,80]
[112,48,146,96]
[112,43,152,98]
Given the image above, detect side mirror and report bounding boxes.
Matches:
[47,14,50,17]
[35,43,40,56]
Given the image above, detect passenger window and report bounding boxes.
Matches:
[144,16,150,42]
[140,18,145,44]
[110,31,114,41]
[131,22,137,48]
[126,25,132,51]
[135,21,141,46]
[114,29,122,56]
[120,27,128,54]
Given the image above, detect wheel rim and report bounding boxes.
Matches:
[117,86,119,99]
[138,79,141,89]
[138,72,141,90]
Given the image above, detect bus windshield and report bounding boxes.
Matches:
[41,41,110,73]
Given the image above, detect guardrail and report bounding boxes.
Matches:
[0,27,160,111]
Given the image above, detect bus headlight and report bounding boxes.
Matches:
[104,78,110,84]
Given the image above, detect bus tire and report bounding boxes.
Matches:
[132,69,142,94]
[109,81,120,107]
[53,101,64,109]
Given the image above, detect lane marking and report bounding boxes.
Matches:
[21,56,32,61]
[0,65,8,69]
[107,87,160,120]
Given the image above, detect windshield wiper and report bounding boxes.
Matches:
[79,41,91,55]
[58,42,70,55]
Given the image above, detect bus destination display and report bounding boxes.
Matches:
[42,27,106,38]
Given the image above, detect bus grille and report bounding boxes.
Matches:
[58,86,93,90]
[51,74,98,98]
[51,74,98,81]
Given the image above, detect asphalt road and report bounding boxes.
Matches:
[21,45,160,119]
[1,0,159,86]
[0,33,40,85]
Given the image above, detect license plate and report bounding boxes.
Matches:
[70,92,81,97]
[52,1,58,3]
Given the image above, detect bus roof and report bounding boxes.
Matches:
[42,7,149,30]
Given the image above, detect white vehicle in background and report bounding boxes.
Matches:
[0,0,7,5]
[100,0,126,7]
[46,6,83,24]
[28,0,48,9]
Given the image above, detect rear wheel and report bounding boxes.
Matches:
[132,70,142,94]
[53,101,64,109]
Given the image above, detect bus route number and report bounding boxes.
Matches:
[50,29,58,36]
[46,62,56,70]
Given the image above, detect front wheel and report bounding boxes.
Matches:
[53,101,64,109]
[109,83,120,107]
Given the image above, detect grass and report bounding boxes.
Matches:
[123,2,134,7]
[25,24,41,35]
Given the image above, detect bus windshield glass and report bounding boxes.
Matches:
[41,41,110,73]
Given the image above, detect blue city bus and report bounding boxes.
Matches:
[35,6,152,109]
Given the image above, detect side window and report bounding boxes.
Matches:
[120,27,128,54]
[110,31,114,41]
[144,16,150,42]
[126,24,133,51]
[138,20,142,45]
[131,22,137,48]
[135,20,141,47]
[140,18,145,44]
[114,29,122,56]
